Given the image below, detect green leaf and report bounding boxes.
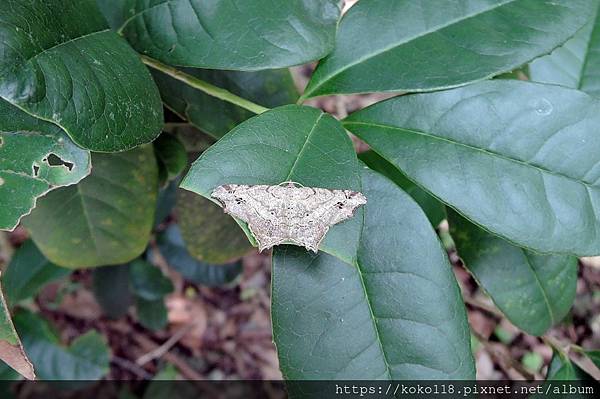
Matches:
[24,145,159,268]
[129,259,173,301]
[176,189,253,264]
[152,68,298,139]
[116,0,340,70]
[92,264,132,319]
[154,178,179,227]
[135,297,168,331]
[153,133,187,185]
[181,105,362,264]
[2,240,70,308]
[14,310,110,381]
[449,210,577,336]
[530,0,600,97]
[358,150,446,226]
[154,225,242,287]
[344,80,600,256]
[302,0,593,99]
[0,0,163,152]
[0,99,90,231]
[0,285,34,380]
[272,166,474,379]
[586,350,600,368]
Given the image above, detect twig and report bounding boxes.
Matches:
[141,56,270,115]
[132,332,204,380]
[136,323,196,366]
[111,356,153,379]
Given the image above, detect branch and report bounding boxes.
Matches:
[141,56,270,115]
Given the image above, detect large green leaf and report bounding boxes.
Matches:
[14,310,110,381]
[0,0,163,152]
[530,0,600,97]
[0,99,90,231]
[272,167,474,379]
[358,150,446,227]
[152,68,298,139]
[448,210,577,336]
[302,0,593,99]
[181,105,362,263]
[154,225,242,287]
[24,146,159,268]
[176,189,254,263]
[344,80,600,256]
[2,240,70,308]
[0,285,34,380]
[115,0,340,70]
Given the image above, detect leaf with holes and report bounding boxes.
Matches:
[152,68,298,139]
[302,0,593,98]
[23,145,158,268]
[345,80,600,256]
[0,99,90,231]
[272,166,474,379]
[0,0,163,152]
[114,0,340,70]
[530,0,600,97]
[448,210,577,336]
[181,105,362,264]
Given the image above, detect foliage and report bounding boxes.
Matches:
[1,0,599,384]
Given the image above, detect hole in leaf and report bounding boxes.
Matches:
[33,164,40,177]
[44,153,74,171]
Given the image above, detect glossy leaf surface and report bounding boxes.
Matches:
[181,105,362,264]
[303,0,593,98]
[117,0,340,70]
[530,0,600,97]
[359,150,446,227]
[449,210,577,336]
[345,80,600,255]
[272,167,474,379]
[0,0,163,152]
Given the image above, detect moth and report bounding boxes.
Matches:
[211,182,367,253]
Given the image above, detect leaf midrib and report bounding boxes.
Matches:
[285,112,325,181]
[305,0,517,97]
[522,252,556,326]
[344,120,598,190]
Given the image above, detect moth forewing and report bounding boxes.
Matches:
[211,183,366,253]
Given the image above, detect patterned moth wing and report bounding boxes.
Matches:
[211,182,367,252]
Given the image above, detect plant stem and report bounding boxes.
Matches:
[141,56,270,115]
